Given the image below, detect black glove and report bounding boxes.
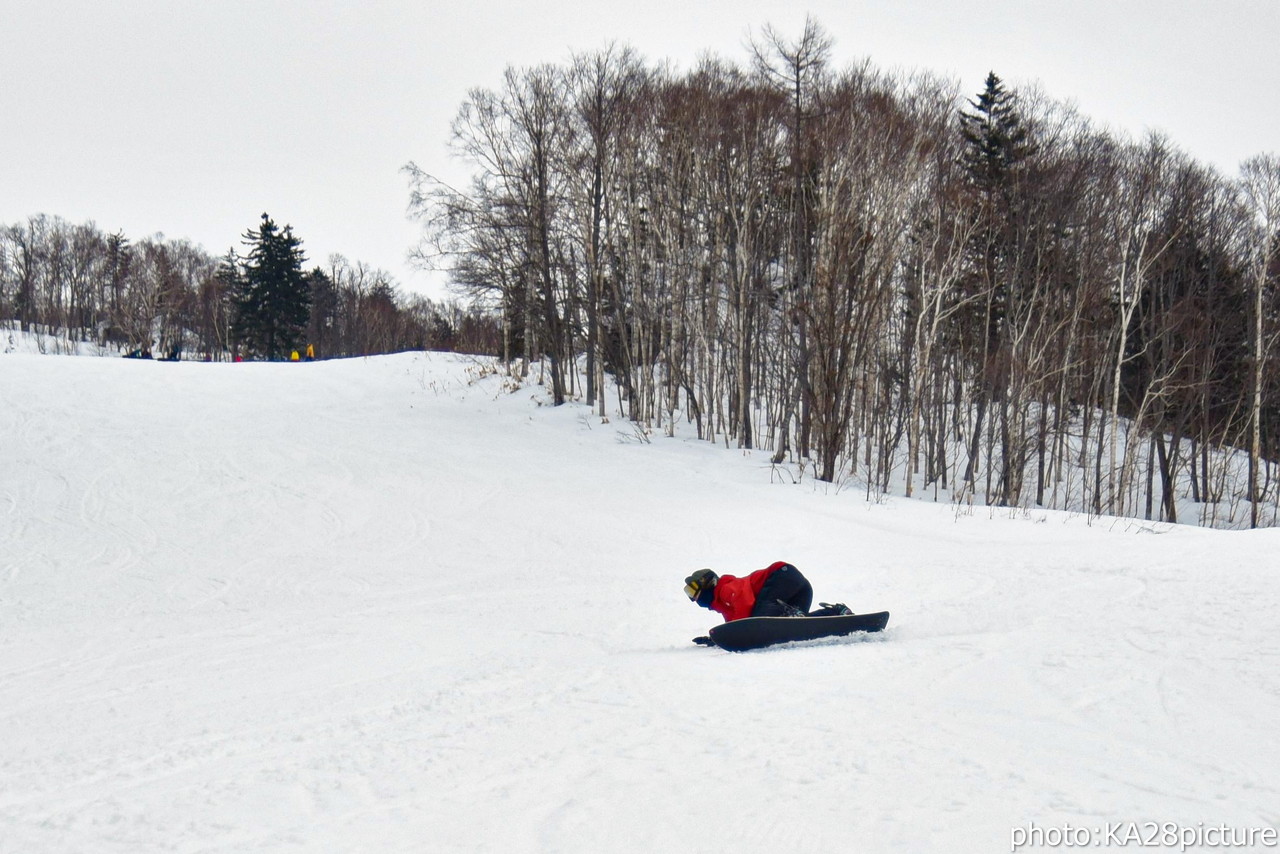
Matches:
[692,635,715,646]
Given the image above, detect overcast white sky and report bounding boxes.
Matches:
[2,0,1276,298]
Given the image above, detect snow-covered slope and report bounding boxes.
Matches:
[2,352,1277,853]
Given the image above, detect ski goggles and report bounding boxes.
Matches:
[684,569,716,601]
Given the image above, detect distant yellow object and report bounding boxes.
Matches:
[290,350,300,362]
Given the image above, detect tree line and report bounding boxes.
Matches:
[407,20,1280,527]
[0,213,502,360]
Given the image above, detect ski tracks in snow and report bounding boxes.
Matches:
[3,353,1280,852]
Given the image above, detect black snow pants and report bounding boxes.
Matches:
[750,564,814,617]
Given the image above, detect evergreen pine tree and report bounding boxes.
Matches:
[233,213,310,359]
[956,72,1037,497]
[303,266,338,358]
[956,70,1038,345]
[959,71,1034,190]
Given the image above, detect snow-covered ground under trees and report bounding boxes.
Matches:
[2,351,1278,854]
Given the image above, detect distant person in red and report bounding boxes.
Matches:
[684,563,851,621]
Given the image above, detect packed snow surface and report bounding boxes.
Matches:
[2,352,1278,853]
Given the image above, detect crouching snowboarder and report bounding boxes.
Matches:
[684,562,851,622]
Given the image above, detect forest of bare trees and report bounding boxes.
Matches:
[0,216,502,361]
[407,20,1280,528]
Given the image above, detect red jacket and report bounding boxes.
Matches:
[709,561,788,622]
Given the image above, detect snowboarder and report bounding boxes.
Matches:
[684,562,852,622]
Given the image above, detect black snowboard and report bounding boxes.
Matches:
[707,611,890,652]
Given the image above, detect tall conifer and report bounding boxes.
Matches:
[233,213,310,359]
[959,71,1034,190]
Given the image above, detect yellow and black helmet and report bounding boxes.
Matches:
[684,568,719,606]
